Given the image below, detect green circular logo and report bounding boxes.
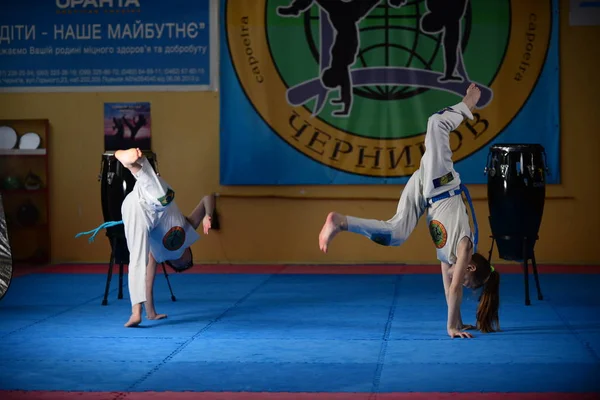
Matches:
[226,0,552,177]
[163,226,186,251]
[267,0,508,139]
[429,220,447,249]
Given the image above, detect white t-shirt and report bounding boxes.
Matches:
[420,102,474,200]
[148,200,200,263]
[426,193,473,265]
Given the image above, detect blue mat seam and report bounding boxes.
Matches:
[0,290,121,340]
[123,273,280,393]
[549,302,600,364]
[369,274,403,399]
[3,273,600,393]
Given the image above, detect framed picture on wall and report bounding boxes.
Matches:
[103,102,152,151]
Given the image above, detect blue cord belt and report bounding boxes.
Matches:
[75,220,123,243]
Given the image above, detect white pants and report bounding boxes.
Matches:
[346,101,474,258]
[346,167,472,264]
[122,157,169,306]
[347,168,427,247]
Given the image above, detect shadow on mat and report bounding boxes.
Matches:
[497,323,600,334]
[147,315,217,327]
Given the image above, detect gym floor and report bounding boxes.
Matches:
[0,263,599,400]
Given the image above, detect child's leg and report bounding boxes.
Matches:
[116,149,164,327]
[115,148,173,211]
[346,170,427,246]
[144,253,167,320]
[319,170,426,252]
[121,193,151,327]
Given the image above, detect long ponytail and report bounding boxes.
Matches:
[476,269,501,333]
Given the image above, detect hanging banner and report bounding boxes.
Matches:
[220,0,560,185]
[0,0,217,92]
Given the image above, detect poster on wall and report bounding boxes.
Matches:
[104,102,151,151]
[0,0,218,92]
[219,0,561,185]
[570,0,600,26]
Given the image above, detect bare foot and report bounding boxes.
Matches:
[318,212,345,253]
[462,83,481,111]
[124,314,142,327]
[115,148,142,168]
[146,313,167,321]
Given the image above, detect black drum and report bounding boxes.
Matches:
[485,144,548,262]
[99,151,158,264]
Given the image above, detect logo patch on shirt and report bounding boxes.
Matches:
[158,189,175,206]
[163,226,186,251]
[433,172,454,188]
[429,220,448,249]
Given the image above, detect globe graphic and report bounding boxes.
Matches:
[303,0,472,101]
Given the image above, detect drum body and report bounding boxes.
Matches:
[486,144,547,261]
[99,151,157,264]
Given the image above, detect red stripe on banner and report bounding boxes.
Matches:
[27,263,600,276]
[1,391,599,400]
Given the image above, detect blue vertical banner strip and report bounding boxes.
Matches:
[219,0,560,185]
[0,0,214,91]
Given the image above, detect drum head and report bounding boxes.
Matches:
[490,143,545,153]
[0,195,13,302]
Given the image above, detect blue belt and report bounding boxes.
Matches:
[75,220,124,243]
[426,184,479,253]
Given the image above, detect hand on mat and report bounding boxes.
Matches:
[202,215,212,234]
[448,328,474,339]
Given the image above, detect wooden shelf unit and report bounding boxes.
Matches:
[0,119,50,264]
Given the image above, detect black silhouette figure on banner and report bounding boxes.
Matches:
[113,117,126,140]
[123,114,147,140]
[278,0,406,116]
[420,0,468,82]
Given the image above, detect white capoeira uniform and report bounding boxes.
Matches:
[121,157,200,305]
[346,102,475,265]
